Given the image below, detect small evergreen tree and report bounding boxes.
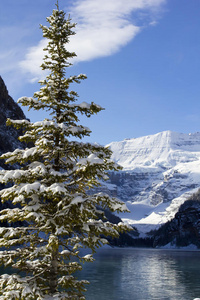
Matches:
[0,3,129,299]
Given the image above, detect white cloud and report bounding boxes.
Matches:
[19,0,166,80]
[19,40,47,79]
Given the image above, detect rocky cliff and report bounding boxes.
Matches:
[0,76,28,221]
[153,189,200,248]
[0,76,26,168]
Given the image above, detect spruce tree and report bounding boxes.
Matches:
[0,3,129,299]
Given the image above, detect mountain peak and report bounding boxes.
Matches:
[108,130,200,171]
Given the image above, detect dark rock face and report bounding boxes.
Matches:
[152,190,200,248]
[0,76,28,219]
[0,76,26,168]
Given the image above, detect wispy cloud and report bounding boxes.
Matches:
[19,0,166,81]
[0,24,36,93]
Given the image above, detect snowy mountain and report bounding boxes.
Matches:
[103,131,200,235]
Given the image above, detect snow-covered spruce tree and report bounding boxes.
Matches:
[0,3,129,300]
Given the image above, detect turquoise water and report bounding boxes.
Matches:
[78,247,200,300]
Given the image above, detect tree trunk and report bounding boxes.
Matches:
[49,252,58,294]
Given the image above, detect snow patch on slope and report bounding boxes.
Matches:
[120,188,199,234]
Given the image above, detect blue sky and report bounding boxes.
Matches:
[1,0,200,145]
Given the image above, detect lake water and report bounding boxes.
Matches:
[78,247,200,300]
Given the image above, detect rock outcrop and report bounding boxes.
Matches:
[152,189,200,248]
[0,76,26,168]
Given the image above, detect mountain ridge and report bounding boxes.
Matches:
[108,130,200,171]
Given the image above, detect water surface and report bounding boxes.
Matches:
[78,247,200,300]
